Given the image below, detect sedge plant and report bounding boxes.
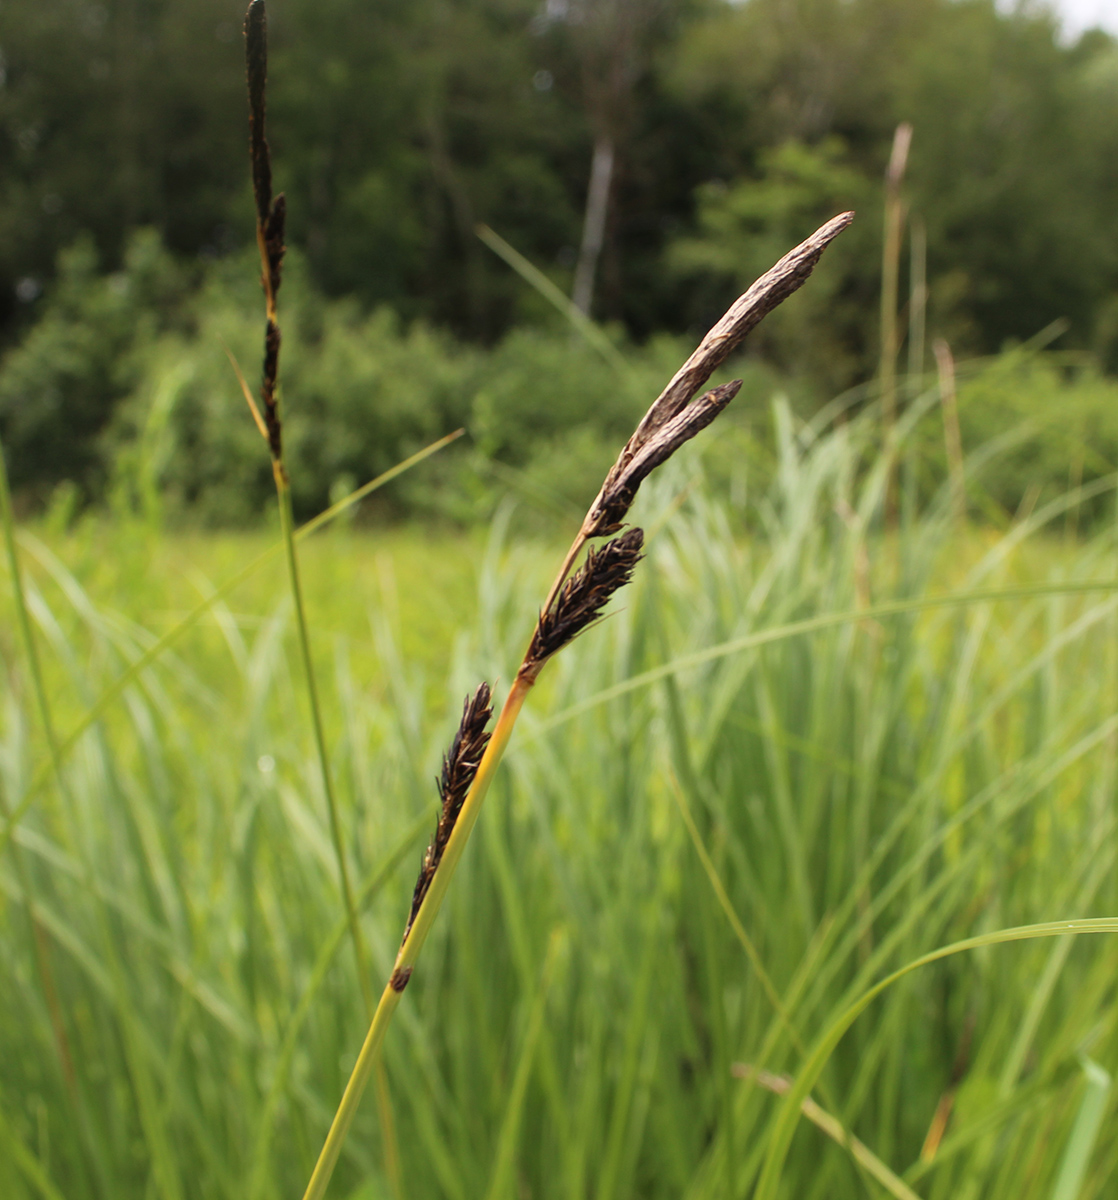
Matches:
[239,0,374,1020]
[238,5,417,1189]
[294,140,854,1192]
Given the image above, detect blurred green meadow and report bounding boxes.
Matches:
[6,3,1118,1194]
[6,393,1118,1198]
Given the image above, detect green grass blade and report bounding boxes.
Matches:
[483,929,564,1200]
[539,579,1118,733]
[476,224,634,381]
[0,431,462,855]
[1050,1058,1111,1200]
[755,921,1118,1200]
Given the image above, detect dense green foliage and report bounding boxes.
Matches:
[5,223,1118,528]
[0,227,775,518]
[5,0,1118,508]
[4,417,1118,1198]
[3,0,1118,352]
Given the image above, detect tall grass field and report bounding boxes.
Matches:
[4,391,1118,1199]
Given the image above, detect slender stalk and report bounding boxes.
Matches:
[277,463,400,1191]
[934,338,964,522]
[476,224,633,382]
[907,216,927,382]
[572,134,615,318]
[880,122,912,525]
[243,3,398,1182]
[301,980,403,1200]
[276,478,375,1015]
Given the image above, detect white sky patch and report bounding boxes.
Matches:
[1038,0,1118,39]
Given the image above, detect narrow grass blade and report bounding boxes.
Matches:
[1050,1058,1111,1200]
[733,1066,924,1200]
[482,929,564,1200]
[0,1101,67,1200]
[476,224,633,381]
[538,579,1118,734]
[0,431,462,854]
[754,920,1118,1200]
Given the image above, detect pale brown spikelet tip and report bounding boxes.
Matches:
[583,212,853,538]
[523,527,644,676]
[400,683,494,946]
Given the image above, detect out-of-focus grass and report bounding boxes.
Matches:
[4,402,1118,1200]
[10,520,557,708]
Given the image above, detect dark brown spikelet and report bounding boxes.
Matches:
[524,527,644,678]
[401,683,494,946]
[261,316,282,461]
[244,0,286,461]
[264,191,286,297]
[244,0,270,224]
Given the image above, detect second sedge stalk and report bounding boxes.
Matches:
[276,473,376,1017]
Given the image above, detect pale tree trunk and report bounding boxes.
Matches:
[572,135,615,317]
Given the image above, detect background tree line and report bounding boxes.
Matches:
[2,0,1118,515]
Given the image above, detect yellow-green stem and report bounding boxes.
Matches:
[276,474,375,1018]
[276,462,403,1197]
[301,676,532,1200]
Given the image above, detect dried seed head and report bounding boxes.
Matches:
[260,316,282,460]
[244,0,270,225]
[523,528,644,678]
[244,0,286,459]
[264,191,286,297]
[590,379,741,536]
[582,212,854,539]
[402,683,494,946]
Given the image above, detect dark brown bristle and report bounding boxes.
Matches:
[261,318,282,458]
[245,0,286,459]
[524,528,644,675]
[401,683,494,946]
[244,0,271,224]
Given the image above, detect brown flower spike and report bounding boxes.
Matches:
[523,528,645,681]
[245,0,286,463]
[401,684,494,950]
